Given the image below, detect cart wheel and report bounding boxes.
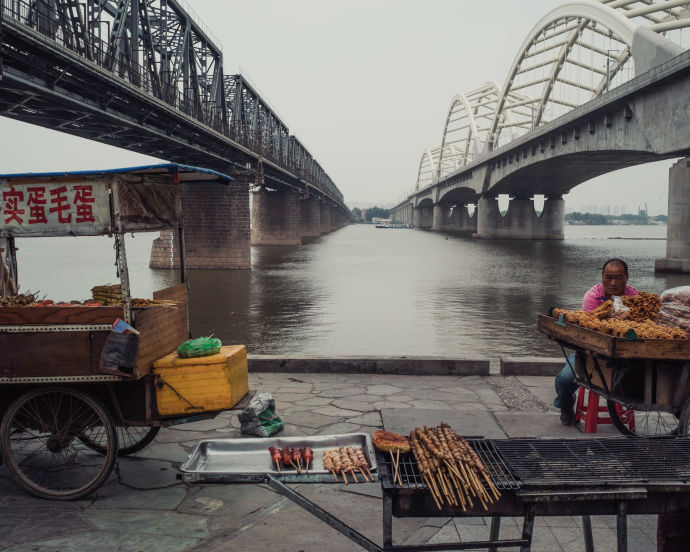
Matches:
[0,386,117,500]
[80,426,160,456]
[607,400,679,437]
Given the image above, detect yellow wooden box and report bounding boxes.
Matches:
[152,345,248,417]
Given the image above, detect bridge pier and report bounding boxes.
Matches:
[475,194,564,240]
[149,175,251,269]
[432,204,477,233]
[432,204,445,231]
[251,188,302,246]
[400,204,413,226]
[332,210,347,230]
[655,158,690,273]
[320,200,332,235]
[321,202,332,234]
[414,205,433,229]
[301,198,322,239]
[534,195,565,240]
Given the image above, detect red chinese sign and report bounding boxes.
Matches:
[0,181,110,236]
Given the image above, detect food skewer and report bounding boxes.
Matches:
[352,447,372,481]
[345,446,368,482]
[268,446,282,474]
[323,449,338,480]
[339,447,358,483]
[292,448,303,473]
[373,430,410,486]
[303,447,313,474]
[388,450,401,485]
[281,446,300,472]
[400,423,501,512]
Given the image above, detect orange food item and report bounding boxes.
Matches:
[372,430,410,453]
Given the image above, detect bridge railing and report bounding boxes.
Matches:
[0,0,344,206]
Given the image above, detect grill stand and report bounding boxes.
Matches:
[264,474,383,552]
[264,474,535,552]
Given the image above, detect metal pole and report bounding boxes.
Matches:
[264,475,383,552]
[383,492,393,548]
[617,501,628,552]
[489,515,501,552]
[582,515,594,552]
[519,504,535,552]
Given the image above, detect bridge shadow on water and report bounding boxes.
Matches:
[186,244,326,353]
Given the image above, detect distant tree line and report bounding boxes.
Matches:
[351,206,390,223]
[565,212,667,225]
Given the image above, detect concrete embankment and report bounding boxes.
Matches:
[248,355,564,376]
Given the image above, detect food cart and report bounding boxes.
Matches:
[0,163,247,500]
[538,314,690,437]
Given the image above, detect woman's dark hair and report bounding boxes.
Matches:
[602,258,629,275]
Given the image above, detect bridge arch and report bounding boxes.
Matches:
[488,0,685,149]
[416,148,441,190]
[438,186,479,207]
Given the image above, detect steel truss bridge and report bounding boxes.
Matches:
[413,0,690,194]
[0,0,345,208]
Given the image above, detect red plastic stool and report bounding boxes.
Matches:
[574,387,614,433]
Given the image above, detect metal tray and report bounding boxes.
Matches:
[179,433,378,484]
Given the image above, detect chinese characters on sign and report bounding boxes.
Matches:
[0,181,111,236]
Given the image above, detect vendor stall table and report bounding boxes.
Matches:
[179,434,690,552]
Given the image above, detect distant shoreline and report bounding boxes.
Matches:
[607,237,665,240]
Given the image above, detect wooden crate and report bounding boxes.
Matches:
[538,315,690,360]
[0,284,188,379]
[133,284,189,377]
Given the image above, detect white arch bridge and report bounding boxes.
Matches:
[391,0,690,273]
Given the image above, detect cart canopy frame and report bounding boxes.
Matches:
[0,163,233,322]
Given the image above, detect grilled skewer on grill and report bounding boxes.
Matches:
[373,430,409,485]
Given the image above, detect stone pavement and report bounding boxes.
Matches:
[0,372,658,551]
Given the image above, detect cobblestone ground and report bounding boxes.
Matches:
[0,373,657,552]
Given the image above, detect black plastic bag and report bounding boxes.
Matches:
[100,332,139,377]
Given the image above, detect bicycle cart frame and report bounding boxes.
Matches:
[0,164,234,498]
[538,315,690,436]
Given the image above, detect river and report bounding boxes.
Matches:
[14,224,689,359]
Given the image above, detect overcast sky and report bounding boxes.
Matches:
[0,0,679,215]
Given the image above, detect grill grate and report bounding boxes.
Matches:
[494,438,690,486]
[377,439,520,491]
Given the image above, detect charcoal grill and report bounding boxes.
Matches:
[376,438,690,552]
[494,438,690,487]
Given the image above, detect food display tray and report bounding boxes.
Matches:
[179,433,378,484]
[538,314,690,360]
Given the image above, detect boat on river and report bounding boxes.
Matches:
[375,219,409,229]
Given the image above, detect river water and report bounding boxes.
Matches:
[14,224,689,359]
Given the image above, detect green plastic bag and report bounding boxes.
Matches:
[258,408,284,437]
[176,336,222,358]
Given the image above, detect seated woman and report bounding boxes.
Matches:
[555,258,638,425]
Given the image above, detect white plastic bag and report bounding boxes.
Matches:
[657,287,690,332]
[610,296,631,319]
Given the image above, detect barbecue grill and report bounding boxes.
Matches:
[375,438,690,551]
[180,434,690,552]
